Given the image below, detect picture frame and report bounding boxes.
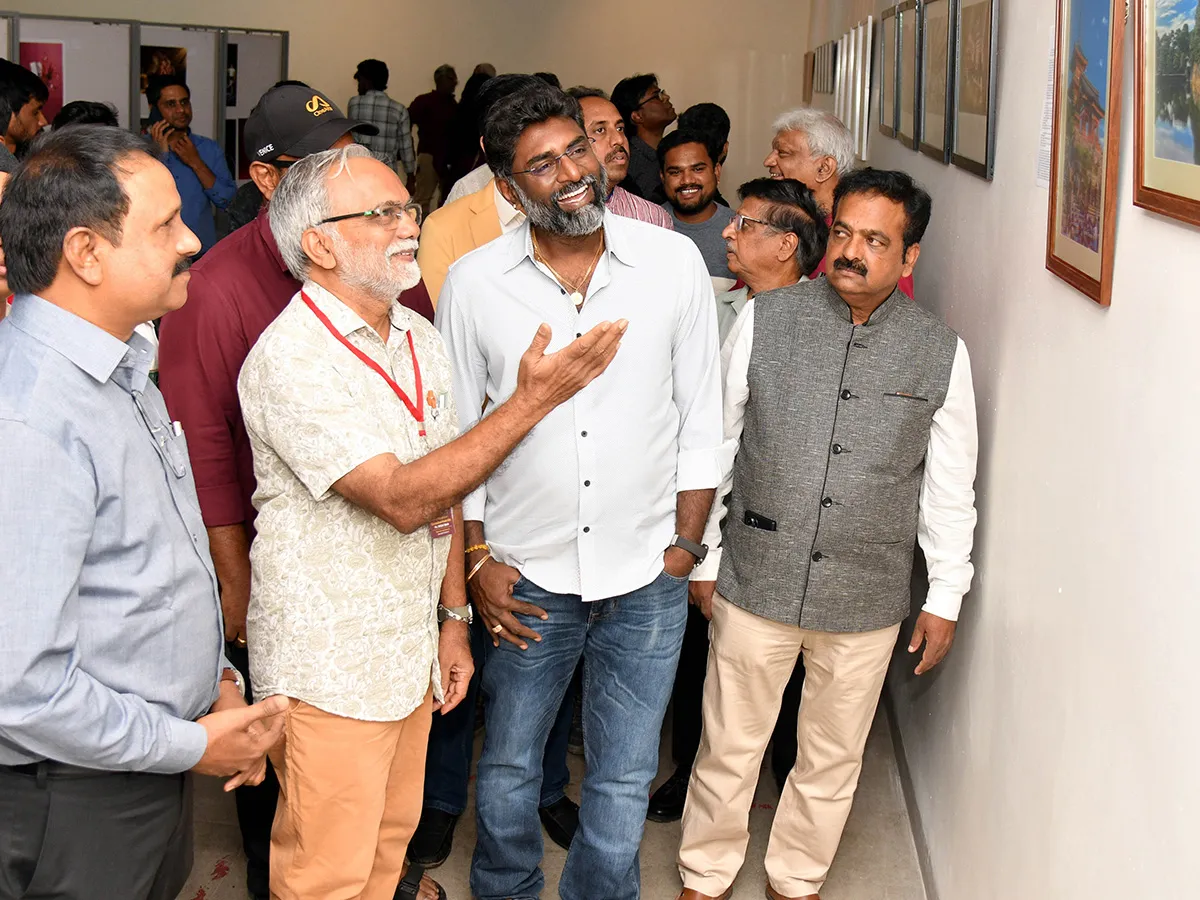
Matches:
[879,5,898,138]
[1133,0,1200,228]
[952,0,999,178]
[803,50,815,104]
[896,0,922,150]
[858,17,875,160]
[920,0,956,163]
[1046,0,1127,306]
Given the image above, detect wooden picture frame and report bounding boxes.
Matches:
[896,0,922,150]
[952,0,999,178]
[879,5,898,138]
[920,0,956,163]
[1133,0,1200,228]
[1046,0,1127,306]
[803,50,815,104]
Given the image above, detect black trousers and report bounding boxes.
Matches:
[225,640,278,899]
[670,604,806,779]
[0,764,193,900]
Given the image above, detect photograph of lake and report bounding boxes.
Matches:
[1155,0,1200,165]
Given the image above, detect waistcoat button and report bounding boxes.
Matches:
[821,497,833,508]
[811,551,823,562]
[832,443,843,454]
[840,389,852,400]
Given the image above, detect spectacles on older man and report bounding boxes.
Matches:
[732,213,778,232]
[318,201,423,227]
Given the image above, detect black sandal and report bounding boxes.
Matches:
[395,862,447,900]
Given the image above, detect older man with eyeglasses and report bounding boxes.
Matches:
[237,142,626,900]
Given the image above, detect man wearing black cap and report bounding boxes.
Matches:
[156,84,432,900]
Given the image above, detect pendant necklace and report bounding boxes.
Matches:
[532,231,604,309]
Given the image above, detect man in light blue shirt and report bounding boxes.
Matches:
[147,77,236,255]
[0,126,284,900]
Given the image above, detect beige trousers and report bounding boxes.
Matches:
[268,691,433,900]
[678,594,900,897]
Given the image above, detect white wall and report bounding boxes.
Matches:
[810,2,1200,898]
[8,0,811,192]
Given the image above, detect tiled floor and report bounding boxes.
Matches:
[178,708,926,900]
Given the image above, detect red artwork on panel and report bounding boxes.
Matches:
[19,42,65,123]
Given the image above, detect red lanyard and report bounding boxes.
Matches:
[300,291,425,437]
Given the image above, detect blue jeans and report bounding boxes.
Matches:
[471,570,688,900]
[423,617,574,815]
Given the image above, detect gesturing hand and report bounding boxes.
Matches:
[908,611,957,675]
[469,558,547,650]
[516,320,627,414]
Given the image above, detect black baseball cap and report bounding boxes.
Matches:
[244,84,378,164]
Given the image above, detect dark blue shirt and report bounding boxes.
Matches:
[162,130,237,254]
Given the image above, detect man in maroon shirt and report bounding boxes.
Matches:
[157,83,434,900]
[409,64,458,216]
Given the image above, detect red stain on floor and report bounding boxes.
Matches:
[187,890,206,900]
[211,857,231,879]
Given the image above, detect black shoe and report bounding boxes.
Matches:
[407,807,459,869]
[646,767,690,823]
[538,796,579,850]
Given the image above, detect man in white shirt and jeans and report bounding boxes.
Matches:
[678,169,978,900]
[436,82,723,900]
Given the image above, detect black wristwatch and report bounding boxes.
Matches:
[437,604,474,625]
[669,533,709,566]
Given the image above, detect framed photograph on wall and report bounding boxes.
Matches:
[859,16,874,159]
[1133,0,1200,227]
[804,50,815,104]
[896,0,921,150]
[1046,0,1127,306]
[920,0,955,163]
[880,5,898,137]
[952,0,999,178]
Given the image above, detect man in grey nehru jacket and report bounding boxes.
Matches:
[678,168,978,900]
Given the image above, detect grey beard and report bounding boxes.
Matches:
[511,171,608,238]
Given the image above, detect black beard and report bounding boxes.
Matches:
[669,185,715,214]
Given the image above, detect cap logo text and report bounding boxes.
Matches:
[306,95,333,117]
[256,144,274,157]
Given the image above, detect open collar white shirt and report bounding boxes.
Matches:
[436,211,723,602]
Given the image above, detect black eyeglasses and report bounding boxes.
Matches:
[635,88,667,109]
[318,201,423,227]
[510,140,593,180]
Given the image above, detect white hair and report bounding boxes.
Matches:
[772,107,856,177]
[268,143,373,280]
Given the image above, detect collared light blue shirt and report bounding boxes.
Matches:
[162,130,236,254]
[0,295,225,773]
[436,211,723,602]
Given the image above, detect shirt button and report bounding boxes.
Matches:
[821,497,833,508]
[577,332,582,338]
[811,551,823,562]
[581,430,588,437]
[583,526,591,533]
[840,389,852,400]
[584,480,591,487]
[832,443,843,454]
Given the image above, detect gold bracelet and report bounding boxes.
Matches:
[465,543,490,556]
[466,553,492,583]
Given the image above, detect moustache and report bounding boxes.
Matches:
[551,175,600,203]
[605,148,628,164]
[172,256,192,277]
[678,184,702,192]
[833,256,868,276]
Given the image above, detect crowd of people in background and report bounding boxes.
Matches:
[0,53,977,900]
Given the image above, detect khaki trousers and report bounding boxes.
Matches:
[268,691,433,900]
[678,595,900,897]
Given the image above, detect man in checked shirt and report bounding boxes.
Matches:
[350,58,418,192]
